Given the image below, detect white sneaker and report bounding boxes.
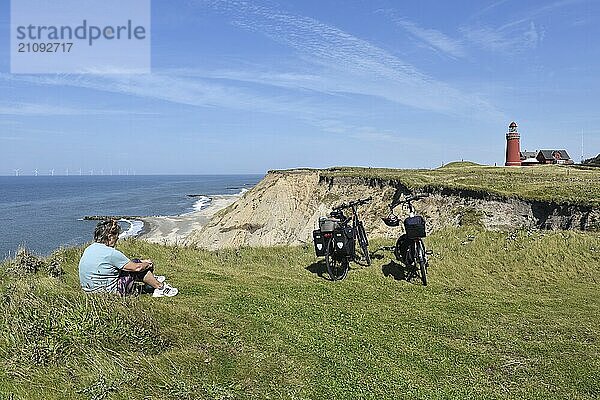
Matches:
[152,283,178,297]
[154,275,166,283]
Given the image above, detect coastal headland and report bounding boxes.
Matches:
[2,163,599,398]
[82,164,600,249]
[187,163,600,250]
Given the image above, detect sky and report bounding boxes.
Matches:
[1,0,599,175]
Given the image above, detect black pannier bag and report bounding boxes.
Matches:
[404,215,426,239]
[333,226,355,256]
[345,226,356,256]
[313,230,327,257]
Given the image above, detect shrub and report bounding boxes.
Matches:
[5,247,64,278]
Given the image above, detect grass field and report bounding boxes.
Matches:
[321,163,600,207]
[1,226,599,399]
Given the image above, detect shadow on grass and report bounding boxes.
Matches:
[353,257,370,267]
[382,260,419,283]
[305,260,329,280]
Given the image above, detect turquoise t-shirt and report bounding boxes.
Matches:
[78,242,130,293]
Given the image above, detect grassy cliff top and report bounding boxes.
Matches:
[1,228,599,398]
[319,163,600,207]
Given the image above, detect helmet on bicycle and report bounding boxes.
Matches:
[382,212,400,227]
[329,210,344,220]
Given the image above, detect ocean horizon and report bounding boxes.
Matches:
[0,174,263,259]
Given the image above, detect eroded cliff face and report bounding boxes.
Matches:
[190,171,335,249]
[189,170,600,250]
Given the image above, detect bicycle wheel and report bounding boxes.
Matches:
[416,240,427,286]
[325,236,349,281]
[394,234,409,263]
[355,221,371,266]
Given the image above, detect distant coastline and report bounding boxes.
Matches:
[81,191,248,245]
[0,175,262,258]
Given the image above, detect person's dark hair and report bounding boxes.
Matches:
[94,219,121,244]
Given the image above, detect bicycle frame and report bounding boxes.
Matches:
[351,205,360,240]
[330,200,369,257]
[320,197,372,281]
[389,194,429,285]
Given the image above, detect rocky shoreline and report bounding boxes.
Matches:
[83,215,146,220]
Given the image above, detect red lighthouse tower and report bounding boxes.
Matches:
[505,122,521,166]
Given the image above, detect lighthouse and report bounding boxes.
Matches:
[505,122,521,166]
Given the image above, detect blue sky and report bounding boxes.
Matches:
[1,0,599,174]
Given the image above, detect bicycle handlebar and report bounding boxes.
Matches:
[390,193,429,209]
[333,196,372,211]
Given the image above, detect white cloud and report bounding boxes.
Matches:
[0,100,156,116]
[392,18,466,59]
[523,21,541,48]
[460,21,542,53]
[0,72,344,123]
[191,0,501,119]
[0,136,25,141]
[470,0,512,20]
[463,0,590,54]
[0,1,504,126]
[499,0,589,30]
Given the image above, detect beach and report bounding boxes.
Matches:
[138,194,240,245]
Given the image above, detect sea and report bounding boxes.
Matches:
[0,175,263,259]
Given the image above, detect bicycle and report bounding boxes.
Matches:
[382,193,430,286]
[312,197,372,281]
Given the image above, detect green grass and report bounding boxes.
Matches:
[1,228,599,399]
[320,164,600,207]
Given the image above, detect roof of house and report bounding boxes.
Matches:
[538,150,571,160]
[520,151,537,159]
[583,154,600,166]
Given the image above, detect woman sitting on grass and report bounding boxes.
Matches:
[78,220,178,297]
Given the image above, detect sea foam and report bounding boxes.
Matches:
[192,196,212,211]
[118,219,145,239]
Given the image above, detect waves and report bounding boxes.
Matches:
[118,219,145,239]
[192,196,213,212]
[120,188,250,239]
[190,188,248,213]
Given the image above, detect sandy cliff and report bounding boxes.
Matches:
[189,169,600,250]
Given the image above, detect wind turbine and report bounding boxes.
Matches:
[79,168,83,176]
[66,168,69,176]
[34,169,39,176]
[49,169,55,176]
[90,169,94,176]
[14,169,20,176]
